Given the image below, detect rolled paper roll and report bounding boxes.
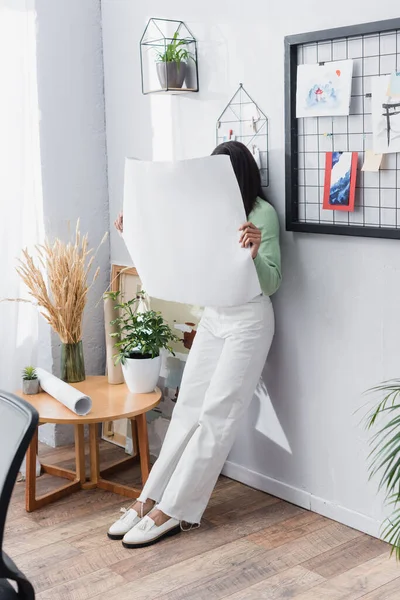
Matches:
[36,368,92,415]
[104,296,124,385]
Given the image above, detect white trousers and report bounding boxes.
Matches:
[138,294,275,523]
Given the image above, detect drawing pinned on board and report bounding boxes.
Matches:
[387,71,400,97]
[361,150,383,172]
[372,74,400,153]
[296,60,353,118]
[323,151,358,212]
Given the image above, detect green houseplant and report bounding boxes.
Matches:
[22,366,39,395]
[366,380,400,559]
[111,293,179,393]
[155,31,193,89]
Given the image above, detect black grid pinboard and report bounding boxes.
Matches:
[285,18,400,239]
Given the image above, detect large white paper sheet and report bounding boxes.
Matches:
[123,155,261,307]
[36,368,92,415]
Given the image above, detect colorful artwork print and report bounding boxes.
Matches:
[372,74,400,154]
[323,151,358,212]
[296,60,353,118]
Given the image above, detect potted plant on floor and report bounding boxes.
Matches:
[366,380,400,558]
[22,366,39,395]
[111,292,179,393]
[155,31,193,89]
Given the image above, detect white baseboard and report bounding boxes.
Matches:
[222,460,381,539]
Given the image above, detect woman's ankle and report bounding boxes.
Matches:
[149,507,170,526]
[134,498,155,517]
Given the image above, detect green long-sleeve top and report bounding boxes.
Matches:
[248,198,282,296]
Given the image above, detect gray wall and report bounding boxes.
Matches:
[101,0,400,536]
[36,0,109,444]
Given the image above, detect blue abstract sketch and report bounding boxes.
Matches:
[306,82,337,108]
[331,152,340,168]
[329,152,351,206]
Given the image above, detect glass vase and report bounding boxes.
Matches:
[60,340,86,383]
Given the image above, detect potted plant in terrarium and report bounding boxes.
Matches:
[155,31,193,90]
[22,366,40,395]
[111,292,179,393]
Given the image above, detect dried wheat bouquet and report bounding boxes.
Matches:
[15,221,107,344]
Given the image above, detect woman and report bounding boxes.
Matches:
[109,141,281,548]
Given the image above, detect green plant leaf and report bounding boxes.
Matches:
[109,299,179,364]
[154,30,195,65]
[22,366,38,380]
[103,290,120,301]
[365,380,400,559]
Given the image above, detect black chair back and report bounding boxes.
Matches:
[0,392,38,599]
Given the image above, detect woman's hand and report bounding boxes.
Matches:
[239,222,261,259]
[114,211,123,234]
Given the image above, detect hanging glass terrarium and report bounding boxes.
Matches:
[140,18,199,94]
[216,84,270,188]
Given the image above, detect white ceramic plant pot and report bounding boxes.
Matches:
[122,355,162,394]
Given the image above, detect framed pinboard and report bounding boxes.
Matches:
[285,18,400,239]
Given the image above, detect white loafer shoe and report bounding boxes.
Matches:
[122,514,180,548]
[107,507,142,540]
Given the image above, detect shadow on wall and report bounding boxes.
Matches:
[227,244,305,488]
[227,369,294,478]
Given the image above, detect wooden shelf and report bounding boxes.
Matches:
[145,87,198,95]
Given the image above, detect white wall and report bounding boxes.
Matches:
[35,0,109,444]
[101,0,400,537]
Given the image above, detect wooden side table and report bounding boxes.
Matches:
[18,376,161,512]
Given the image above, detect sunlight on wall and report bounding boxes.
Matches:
[150,94,174,161]
[0,1,46,386]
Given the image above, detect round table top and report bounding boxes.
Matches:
[18,376,162,424]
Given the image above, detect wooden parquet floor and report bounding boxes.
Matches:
[4,440,399,599]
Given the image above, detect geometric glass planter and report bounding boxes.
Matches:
[140,18,199,95]
[216,84,269,187]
